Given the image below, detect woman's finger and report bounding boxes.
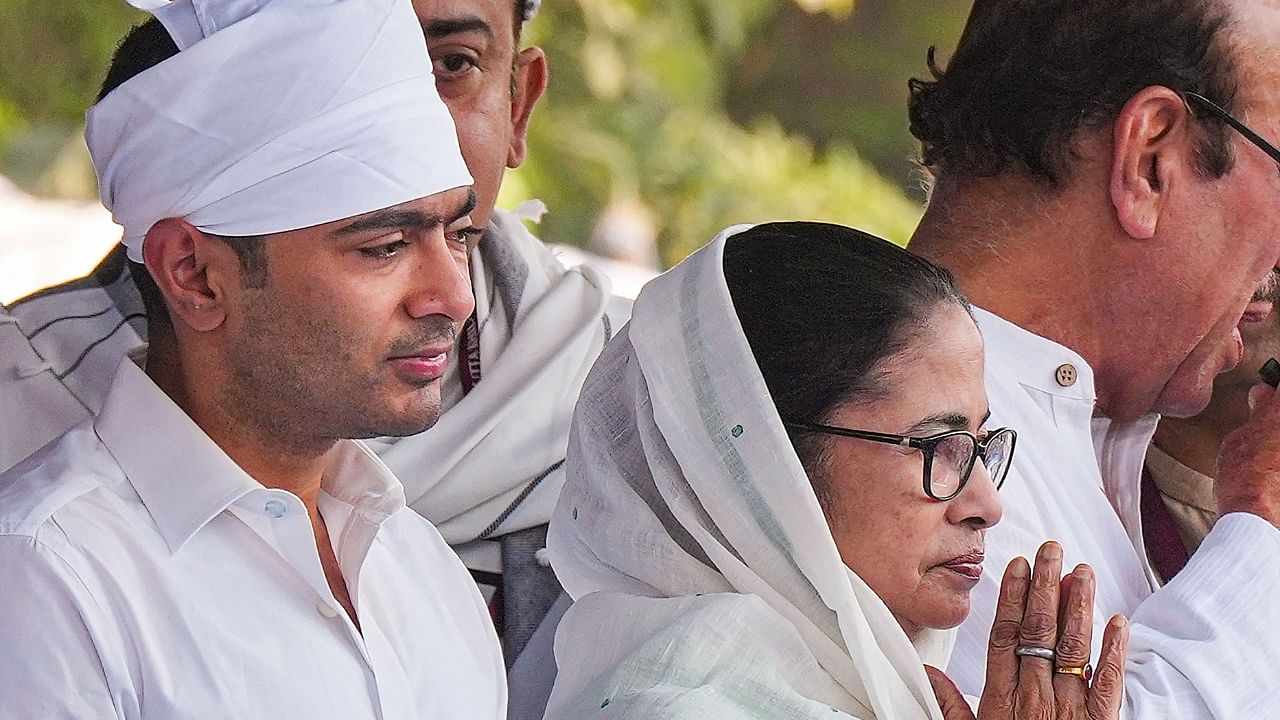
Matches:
[1014,541,1063,717]
[1085,615,1130,720]
[1052,565,1096,719]
[978,556,1028,719]
[926,665,978,720]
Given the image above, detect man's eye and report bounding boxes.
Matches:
[359,240,410,260]
[433,54,478,79]
[448,227,483,248]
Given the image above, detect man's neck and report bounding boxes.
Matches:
[1153,388,1249,480]
[909,178,1113,378]
[146,337,333,508]
[1151,418,1222,479]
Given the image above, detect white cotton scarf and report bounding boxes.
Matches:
[367,209,614,544]
[88,0,471,260]
[544,226,954,719]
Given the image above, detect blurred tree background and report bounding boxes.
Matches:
[0,0,972,269]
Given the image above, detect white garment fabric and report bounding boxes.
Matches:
[0,358,505,719]
[0,250,143,472]
[367,209,616,546]
[545,226,953,720]
[949,308,1280,718]
[88,0,470,259]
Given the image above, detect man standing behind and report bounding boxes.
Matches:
[1143,272,1280,581]
[0,1,505,717]
[907,1,1280,716]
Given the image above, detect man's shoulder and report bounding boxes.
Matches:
[0,422,120,543]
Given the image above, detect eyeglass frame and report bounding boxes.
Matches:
[782,422,1017,502]
[1183,91,1280,167]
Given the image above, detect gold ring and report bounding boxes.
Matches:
[1054,663,1093,681]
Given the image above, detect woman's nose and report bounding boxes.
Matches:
[948,460,1004,529]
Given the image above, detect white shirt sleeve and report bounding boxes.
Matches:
[1122,512,1280,719]
[0,535,124,719]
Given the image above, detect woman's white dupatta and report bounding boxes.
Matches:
[545,226,955,719]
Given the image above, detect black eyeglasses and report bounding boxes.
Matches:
[1184,92,1280,168]
[784,422,1017,502]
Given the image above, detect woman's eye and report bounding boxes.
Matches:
[359,239,409,260]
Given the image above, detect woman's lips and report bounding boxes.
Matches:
[937,553,985,581]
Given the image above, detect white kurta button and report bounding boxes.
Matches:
[264,499,287,518]
[316,602,339,619]
[1055,363,1078,387]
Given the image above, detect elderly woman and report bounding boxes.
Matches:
[543,223,1128,719]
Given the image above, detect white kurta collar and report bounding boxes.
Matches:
[971,307,1096,403]
[94,358,405,553]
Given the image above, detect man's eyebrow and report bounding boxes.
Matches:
[423,17,494,40]
[450,188,478,224]
[336,208,444,236]
[336,189,476,236]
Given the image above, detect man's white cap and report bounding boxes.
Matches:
[87,0,473,262]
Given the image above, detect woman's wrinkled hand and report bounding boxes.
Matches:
[926,541,1129,720]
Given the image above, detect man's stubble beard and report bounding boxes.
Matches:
[223,300,458,445]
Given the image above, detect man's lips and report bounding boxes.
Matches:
[937,552,985,580]
[387,346,450,383]
[1242,299,1275,325]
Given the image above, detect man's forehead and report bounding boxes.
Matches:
[278,186,475,239]
[412,0,515,37]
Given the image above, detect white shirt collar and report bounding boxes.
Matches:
[94,358,406,553]
[973,306,1097,403]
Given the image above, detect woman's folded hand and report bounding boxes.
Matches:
[926,541,1130,720]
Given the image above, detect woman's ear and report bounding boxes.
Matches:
[141,219,229,333]
[1109,86,1196,240]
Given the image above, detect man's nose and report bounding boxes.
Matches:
[403,231,474,324]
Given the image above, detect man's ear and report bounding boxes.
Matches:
[507,46,547,169]
[141,219,231,333]
[1109,86,1197,240]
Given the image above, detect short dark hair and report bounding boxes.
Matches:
[908,0,1238,186]
[722,222,971,508]
[98,19,269,330]
[513,0,531,45]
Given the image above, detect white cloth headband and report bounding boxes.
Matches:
[87,0,472,262]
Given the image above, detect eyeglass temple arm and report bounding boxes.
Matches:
[1184,92,1280,167]
[782,422,916,448]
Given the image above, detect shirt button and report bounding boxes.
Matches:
[1055,363,1078,387]
[264,499,287,518]
[316,602,339,619]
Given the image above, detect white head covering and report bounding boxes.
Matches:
[87,0,472,261]
[545,226,955,719]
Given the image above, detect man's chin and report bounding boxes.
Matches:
[346,392,443,439]
[1150,382,1214,419]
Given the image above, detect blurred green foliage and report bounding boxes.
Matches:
[511,0,927,263]
[0,1,144,187]
[0,0,965,265]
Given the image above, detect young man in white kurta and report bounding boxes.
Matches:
[0,359,503,718]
